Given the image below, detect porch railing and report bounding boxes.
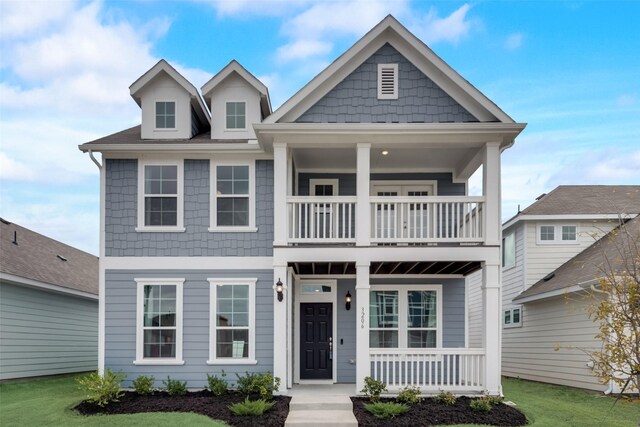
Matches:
[370,196,485,243]
[369,348,485,391]
[287,196,357,243]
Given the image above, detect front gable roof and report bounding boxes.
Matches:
[201,60,272,119]
[266,15,514,124]
[129,59,210,127]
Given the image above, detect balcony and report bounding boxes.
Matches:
[286,196,484,245]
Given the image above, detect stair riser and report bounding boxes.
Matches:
[289,402,353,411]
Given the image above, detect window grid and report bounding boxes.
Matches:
[142,284,177,358]
[144,165,178,226]
[216,165,250,227]
[538,224,578,243]
[226,102,246,129]
[155,101,175,129]
[407,290,437,348]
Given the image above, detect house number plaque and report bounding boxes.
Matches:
[360,307,365,328]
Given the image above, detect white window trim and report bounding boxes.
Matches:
[377,63,398,100]
[209,159,257,232]
[369,284,443,348]
[154,99,178,132]
[370,180,438,196]
[503,305,523,328]
[309,179,339,196]
[502,231,516,270]
[136,159,185,232]
[224,100,247,131]
[134,278,185,365]
[207,278,257,365]
[536,223,579,245]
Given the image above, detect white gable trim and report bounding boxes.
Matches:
[0,272,98,300]
[265,15,514,124]
[502,214,635,231]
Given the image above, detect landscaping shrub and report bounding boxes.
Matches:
[235,371,280,400]
[163,377,187,396]
[484,395,504,406]
[364,401,409,419]
[132,375,155,395]
[207,371,228,396]
[360,376,387,402]
[470,397,493,412]
[76,369,126,407]
[434,390,457,405]
[397,385,421,405]
[228,397,275,416]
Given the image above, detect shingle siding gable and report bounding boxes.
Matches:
[296,43,478,124]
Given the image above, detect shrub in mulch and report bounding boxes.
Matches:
[352,396,528,427]
[74,390,291,427]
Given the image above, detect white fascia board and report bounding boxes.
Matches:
[102,256,274,270]
[265,15,518,125]
[78,142,266,154]
[513,283,593,304]
[502,214,632,230]
[201,61,270,107]
[0,272,98,300]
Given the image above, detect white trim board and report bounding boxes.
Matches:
[0,273,98,300]
[102,257,274,270]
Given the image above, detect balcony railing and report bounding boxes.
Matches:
[369,348,485,392]
[287,196,357,243]
[371,196,484,243]
[286,196,484,244]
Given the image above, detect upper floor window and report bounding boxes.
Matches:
[135,278,184,365]
[210,161,256,232]
[537,224,578,244]
[377,64,398,100]
[502,232,515,269]
[137,161,184,232]
[226,102,246,129]
[156,101,175,129]
[504,306,522,328]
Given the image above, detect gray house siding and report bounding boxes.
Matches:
[336,279,357,383]
[298,172,465,196]
[0,281,98,380]
[104,269,273,388]
[104,159,274,257]
[296,43,477,124]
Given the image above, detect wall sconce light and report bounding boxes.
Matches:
[276,278,284,302]
[345,291,352,311]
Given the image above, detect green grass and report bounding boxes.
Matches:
[0,374,229,427]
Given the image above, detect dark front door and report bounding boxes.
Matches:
[300,303,333,380]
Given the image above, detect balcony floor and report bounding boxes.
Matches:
[290,261,481,275]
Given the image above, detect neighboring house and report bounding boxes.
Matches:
[0,219,99,380]
[477,185,639,392]
[79,16,525,395]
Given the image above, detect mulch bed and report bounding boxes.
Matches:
[351,396,528,426]
[74,390,291,427]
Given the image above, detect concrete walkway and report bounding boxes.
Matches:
[284,384,358,427]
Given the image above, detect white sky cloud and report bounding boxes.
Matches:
[0,0,78,40]
[505,32,523,50]
[409,4,475,45]
[276,39,333,62]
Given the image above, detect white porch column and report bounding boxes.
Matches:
[273,263,288,394]
[482,142,501,246]
[482,261,502,395]
[356,143,371,246]
[355,262,370,393]
[273,142,288,246]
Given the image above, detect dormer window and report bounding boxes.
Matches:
[226,102,246,130]
[156,101,176,129]
[377,64,398,100]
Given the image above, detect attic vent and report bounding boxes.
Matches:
[57,255,68,262]
[377,64,398,100]
[543,272,555,282]
[535,193,547,201]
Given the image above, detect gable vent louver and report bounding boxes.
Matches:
[377,64,398,100]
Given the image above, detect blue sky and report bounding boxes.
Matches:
[1,0,639,255]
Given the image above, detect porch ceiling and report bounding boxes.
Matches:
[290,260,481,276]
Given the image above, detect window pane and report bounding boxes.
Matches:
[226,102,236,115]
[562,225,576,241]
[370,291,398,328]
[540,225,554,241]
[513,308,521,323]
[233,165,249,180]
[217,284,233,298]
[234,180,249,195]
[369,330,398,348]
[407,290,437,328]
[217,181,233,195]
[156,102,165,114]
[408,330,436,348]
[216,329,249,358]
[504,310,511,324]
[503,233,516,267]
[236,116,246,129]
[226,115,235,129]
[165,102,175,114]
[217,212,233,226]
[146,165,162,179]
[155,116,164,128]
[165,116,175,128]
[236,102,245,115]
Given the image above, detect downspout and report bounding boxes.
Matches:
[88,149,102,169]
[590,283,615,395]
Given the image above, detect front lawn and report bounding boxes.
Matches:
[0,374,227,427]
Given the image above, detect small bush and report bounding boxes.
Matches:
[77,369,126,407]
[434,390,457,405]
[235,371,280,400]
[207,371,228,396]
[397,385,421,405]
[132,375,155,395]
[163,377,187,396]
[484,395,504,406]
[364,401,409,419]
[361,376,387,402]
[470,397,492,412]
[228,397,275,416]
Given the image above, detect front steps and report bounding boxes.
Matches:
[285,393,357,427]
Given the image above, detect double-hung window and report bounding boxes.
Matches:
[210,161,255,231]
[537,224,578,244]
[226,102,246,130]
[370,285,442,348]
[207,278,257,365]
[137,161,184,232]
[135,278,184,365]
[155,101,175,129]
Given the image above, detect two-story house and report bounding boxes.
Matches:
[488,185,639,392]
[80,15,525,395]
